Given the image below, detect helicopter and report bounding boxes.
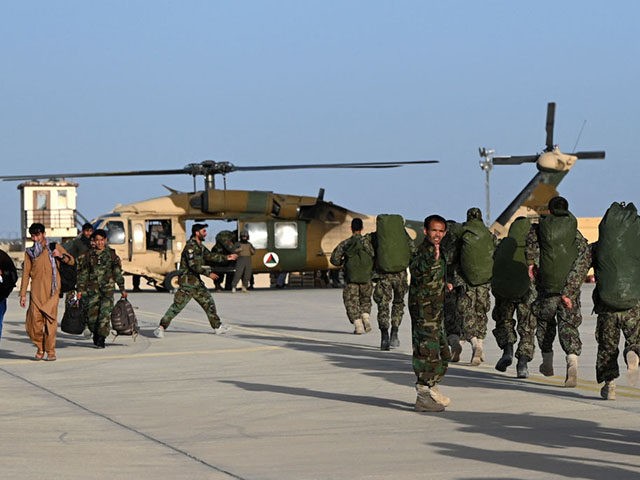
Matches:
[1,160,437,291]
[480,101,606,238]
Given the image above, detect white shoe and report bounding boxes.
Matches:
[153,326,165,338]
[82,327,92,339]
[231,288,237,293]
[213,324,231,335]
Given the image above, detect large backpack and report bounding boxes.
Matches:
[460,219,494,286]
[50,242,77,294]
[375,214,412,273]
[110,298,139,339]
[491,217,530,299]
[595,202,640,310]
[60,297,86,335]
[342,236,374,284]
[538,210,578,294]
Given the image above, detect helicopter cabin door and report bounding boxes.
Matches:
[241,220,307,272]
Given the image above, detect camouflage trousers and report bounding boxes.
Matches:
[595,303,640,383]
[83,291,115,338]
[373,271,408,330]
[457,283,491,340]
[532,293,582,355]
[160,283,221,330]
[444,286,463,337]
[491,284,537,361]
[409,295,450,387]
[342,282,373,323]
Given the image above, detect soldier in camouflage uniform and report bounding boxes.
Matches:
[154,224,238,338]
[526,197,590,387]
[63,222,95,338]
[330,218,375,334]
[409,215,451,412]
[76,229,126,348]
[441,220,463,362]
[590,243,640,399]
[454,208,495,366]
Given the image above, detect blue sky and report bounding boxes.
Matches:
[2,1,638,238]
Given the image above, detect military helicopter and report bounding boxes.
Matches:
[480,101,606,237]
[1,160,436,290]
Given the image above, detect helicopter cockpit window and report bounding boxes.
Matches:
[244,222,267,249]
[105,221,126,245]
[146,220,171,251]
[275,222,298,249]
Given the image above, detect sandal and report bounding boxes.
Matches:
[45,353,57,362]
[34,351,45,361]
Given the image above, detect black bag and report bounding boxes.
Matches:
[50,242,77,293]
[111,298,139,338]
[61,298,86,335]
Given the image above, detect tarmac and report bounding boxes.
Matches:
[0,283,639,480]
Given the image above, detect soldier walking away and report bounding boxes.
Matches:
[526,196,591,388]
[409,215,451,412]
[330,218,375,334]
[0,248,18,341]
[454,208,495,366]
[19,223,75,361]
[590,202,640,399]
[371,214,414,350]
[76,229,127,348]
[154,223,238,338]
[231,231,256,293]
[491,217,537,378]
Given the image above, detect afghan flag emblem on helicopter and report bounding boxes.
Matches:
[263,252,279,268]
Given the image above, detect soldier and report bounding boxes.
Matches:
[526,196,590,387]
[231,231,256,293]
[590,202,640,399]
[455,208,495,366]
[409,215,451,412]
[153,223,238,338]
[371,214,414,350]
[330,218,375,334]
[491,217,537,378]
[63,222,94,259]
[76,229,127,348]
[441,219,463,361]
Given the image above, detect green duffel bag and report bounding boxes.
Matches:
[595,202,640,310]
[343,236,374,284]
[460,218,494,286]
[375,214,412,273]
[491,217,530,300]
[538,210,578,295]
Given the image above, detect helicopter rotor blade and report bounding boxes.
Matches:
[545,102,556,151]
[233,160,439,172]
[0,160,438,182]
[572,151,606,160]
[492,155,539,165]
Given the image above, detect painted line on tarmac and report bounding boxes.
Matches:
[0,345,281,366]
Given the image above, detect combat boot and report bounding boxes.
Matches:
[380,328,390,351]
[448,334,462,363]
[470,337,484,366]
[564,353,579,387]
[516,357,529,378]
[353,318,365,335]
[495,343,514,372]
[626,350,639,386]
[389,326,400,348]
[414,385,445,413]
[600,380,616,400]
[539,351,554,376]
[429,385,451,407]
[361,313,372,333]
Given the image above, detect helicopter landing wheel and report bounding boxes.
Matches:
[161,270,181,292]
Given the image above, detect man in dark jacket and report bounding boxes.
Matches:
[0,248,18,341]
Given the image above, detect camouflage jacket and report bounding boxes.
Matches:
[63,235,92,259]
[525,223,590,298]
[180,237,229,286]
[77,247,125,293]
[408,239,447,305]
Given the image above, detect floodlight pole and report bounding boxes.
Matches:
[479,148,494,226]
